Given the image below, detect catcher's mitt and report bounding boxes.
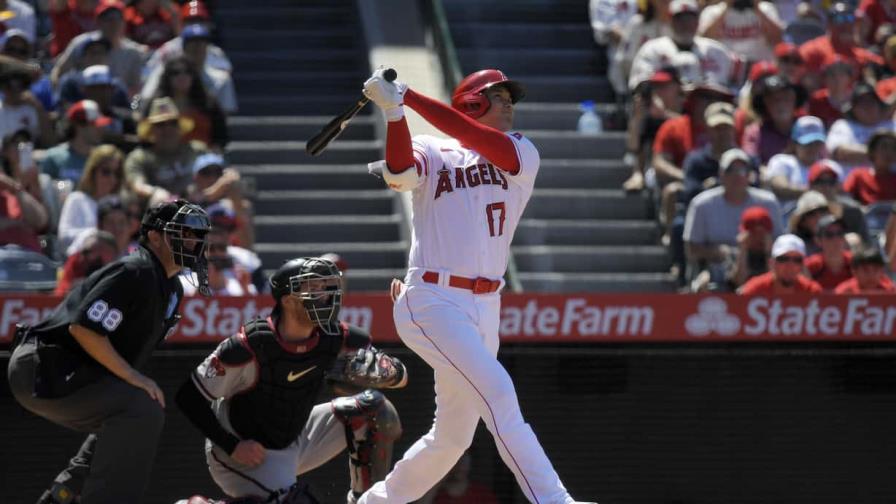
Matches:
[327,347,405,389]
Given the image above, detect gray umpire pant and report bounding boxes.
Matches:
[7,340,165,504]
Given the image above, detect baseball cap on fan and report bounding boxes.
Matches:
[181,23,212,42]
[771,234,806,258]
[791,116,826,145]
[719,148,752,172]
[82,64,113,87]
[670,0,699,16]
[704,101,735,128]
[67,100,112,127]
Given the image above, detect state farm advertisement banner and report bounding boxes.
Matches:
[2,293,896,345]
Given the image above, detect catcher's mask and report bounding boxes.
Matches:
[141,200,212,295]
[270,257,344,335]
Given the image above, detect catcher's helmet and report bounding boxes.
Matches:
[141,200,211,291]
[270,257,344,335]
[451,69,525,119]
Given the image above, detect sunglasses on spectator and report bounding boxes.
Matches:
[207,243,228,253]
[775,255,804,264]
[830,13,855,24]
[156,120,180,128]
[168,68,190,77]
[208,256,234,269]
[726,166,751,176]
[813,177,838,186]
[779,56,802,65]
[97,168,120,178]
[820,229,845,238]
[198,166,224,178]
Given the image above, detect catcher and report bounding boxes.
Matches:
[174,257,407,504]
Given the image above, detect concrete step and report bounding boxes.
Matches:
[444,1,588,23]
[230,49,363,72]
[518,271,678,292]
[237,95,370,116]
[524,189,651,220]
[537,159,628,188]
[457,48,598,77]
[514,219,659,246]
[235,164,384,191]
[254,189,395,216]
[255,241,408,269]
[512,245,671,273]
[254,214,402,243]
[260,267,406,292]
[228,116,375,142]
[521,75,615,103]
[450,22,592,48]
[514,102,620,131]
[215,6,356,29]
[234,71,366,96]
[226,140,382,165]
[527,131,626,159]
[220,28,357,49]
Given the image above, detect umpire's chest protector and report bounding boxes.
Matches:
[228,319,343,450]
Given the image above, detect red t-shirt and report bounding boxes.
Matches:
[50,1,97,57]
[834,275,896,293]
[876,77,896,103]
[798,36,883,76]
[653,115,700,168]
[805,251,853,291]
[807,89,845,128]
[125,6,176,48]
[843,167,896,205]
[739,271,823,295]
[858,0,896,44]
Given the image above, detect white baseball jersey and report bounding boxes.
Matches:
[698,1,782,62]
[628,35,738,90]
[404,132,539,280]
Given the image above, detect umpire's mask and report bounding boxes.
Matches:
[142,200,212,294]
[270,257,344,335]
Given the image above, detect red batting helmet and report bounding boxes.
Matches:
[451,69,525,119]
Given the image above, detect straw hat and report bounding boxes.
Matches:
[137,97,194,141]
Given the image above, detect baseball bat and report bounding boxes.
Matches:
[305,68,397,156]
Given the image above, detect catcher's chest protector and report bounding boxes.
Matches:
[228,319,343,449]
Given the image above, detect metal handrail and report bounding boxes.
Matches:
[419,0,524,293]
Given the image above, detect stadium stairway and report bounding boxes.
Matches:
[216,0,408,291]
[444,0,677,291]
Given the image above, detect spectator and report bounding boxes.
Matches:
[834,244,896,292]
[0,65,53,146]
[807,59,854,128]
[49,0,99,57]
[742,74,807,164]
[0,133,47,252]
[124,0,177,48]
[827,81,896,174]
[875,35,896,100]
[180,231,256,296]
[141,23,237,114]
[729,205,775,289]
[53,228,118,296]
[738,233,823,293]
[57,144,125,250]
[788,189,831,254]
[734,60,779,142]
[684,148,783,289]
[125,97,205,202]
[806,159,870,244]
[77,64,136,142]
[149,56,228,150]
[52,0,149,94]
[204,206,264,291]
[187,153,252,247]
[0,0,37,43]
[698,0,784,63]
[590,0,638,95]
[884,202,896,265]
[611,0,673,93]
[1,129,41,206]
[56,32,114,109]
[96,193,132,256]
[774,42,806,85]
[799,2,883,90]
[623,67,683,192]
[805,214,854,290]
[857,0,896,45]
[629,0,738,91]
[843,129,896,205]
[682,101,739,204]
[142,1,232,78]
[0,29,55,112]
[40,99,109,183]
[765,115,827,201]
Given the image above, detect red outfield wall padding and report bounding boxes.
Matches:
[2,293,895,344]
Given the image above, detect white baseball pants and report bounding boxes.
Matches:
[359,274,574,504]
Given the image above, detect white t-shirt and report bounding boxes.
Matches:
[765,153,811,188]
[628,35,737,90]
[0,101,39,139]
[589,0,638,45]
[698,2,781,62]
[404,132,540,280]
[826,118,896,175]
[57,190,98,252]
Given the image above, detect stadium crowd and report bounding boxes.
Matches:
[0,0,263,297]
[591,0,896,294]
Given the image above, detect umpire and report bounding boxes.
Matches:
[7,199,211,504]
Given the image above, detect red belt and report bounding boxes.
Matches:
[422,271,501,294]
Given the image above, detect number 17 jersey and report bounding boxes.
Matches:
[406,131,539,280]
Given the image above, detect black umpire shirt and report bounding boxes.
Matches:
[29,244,183,387]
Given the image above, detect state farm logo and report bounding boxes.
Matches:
[685,297,740,336]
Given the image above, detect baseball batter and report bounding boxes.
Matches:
[360,68,596,504]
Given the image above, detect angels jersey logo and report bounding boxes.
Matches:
[434,163,509,199]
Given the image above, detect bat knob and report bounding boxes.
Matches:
[383,68,397,82]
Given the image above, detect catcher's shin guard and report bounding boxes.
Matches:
[331,390,402,500]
